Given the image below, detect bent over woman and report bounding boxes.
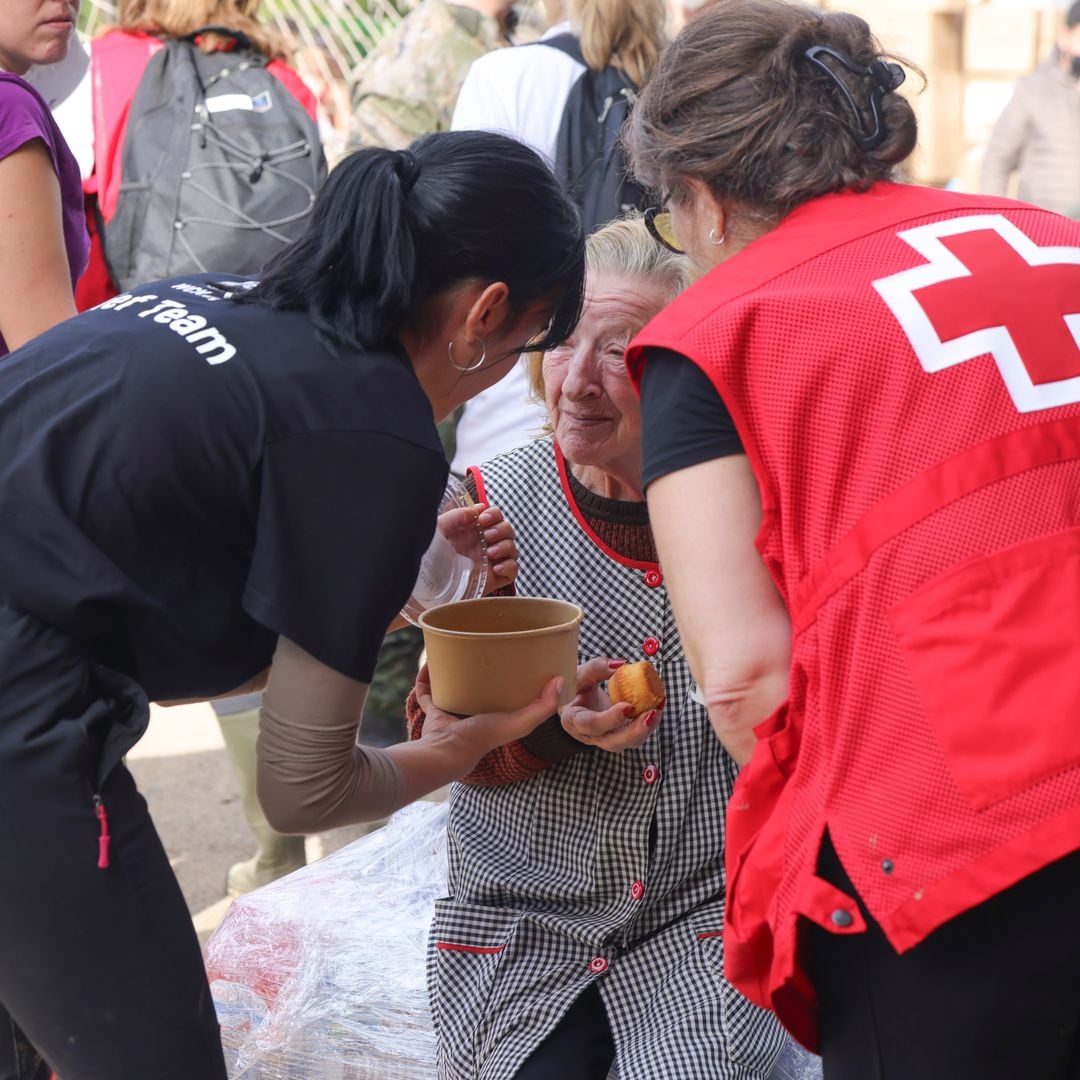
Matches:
[0,131,584,1080]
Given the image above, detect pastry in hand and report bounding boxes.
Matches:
[608,661,665,718]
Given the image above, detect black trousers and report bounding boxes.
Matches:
[513,984,615,1080]
[810,833,1080,1080]
[0,608,227,1080]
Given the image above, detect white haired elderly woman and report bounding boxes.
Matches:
[408,217,787,1080]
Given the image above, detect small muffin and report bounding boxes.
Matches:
[608,661,665,718]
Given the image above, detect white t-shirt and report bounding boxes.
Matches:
[26,32,93,180]
[449,25,584,473]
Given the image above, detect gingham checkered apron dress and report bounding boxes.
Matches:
[427,438,785,1080]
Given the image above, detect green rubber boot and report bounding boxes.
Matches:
[215,702,307,896]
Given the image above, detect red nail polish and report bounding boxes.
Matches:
[622,704,636,718]
[643,710,657,727]
[608,659,627,670]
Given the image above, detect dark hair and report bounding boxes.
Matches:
[1068,1,1080,28]
[245,131,586,355]
[626,0,922,220]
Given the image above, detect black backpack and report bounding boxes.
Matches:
[543,33,645,233]
[104,27,327,291]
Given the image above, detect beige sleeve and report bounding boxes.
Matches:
[980,85,1029,197]
[256,637,405,834]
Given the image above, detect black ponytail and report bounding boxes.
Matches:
[245,132,586,357]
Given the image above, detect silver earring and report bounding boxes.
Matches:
[709,227,726,246]
[448,337,487,373]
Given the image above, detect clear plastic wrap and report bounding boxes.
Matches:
[767,1041,824,1080]
[206,800,449,1079]
[205,797,823,1080]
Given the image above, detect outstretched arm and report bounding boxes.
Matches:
[256,636,562,832]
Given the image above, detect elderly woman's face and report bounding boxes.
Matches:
[0,0,78,73]
[543,271,670,479]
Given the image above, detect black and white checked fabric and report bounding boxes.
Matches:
[427,438,785,1080]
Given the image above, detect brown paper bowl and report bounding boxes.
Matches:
[418,596,583,715]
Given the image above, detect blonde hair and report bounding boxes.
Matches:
[570,0,668,86]
[115,0,287,59]
[527,214,688,403]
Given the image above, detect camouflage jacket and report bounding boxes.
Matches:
[349,0,505,151]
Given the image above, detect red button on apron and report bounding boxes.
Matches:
[643,764,660,785]
[642,636,659,656]
[630,880,645,901]
[644,569,663,588]
[589,956,609,974]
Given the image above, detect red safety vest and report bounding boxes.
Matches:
[627,182,1080,1049]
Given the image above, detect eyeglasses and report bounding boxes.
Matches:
[644,205,683,254]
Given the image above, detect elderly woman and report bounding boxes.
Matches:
[409,217,786,1080]
[622,1,1080,1076]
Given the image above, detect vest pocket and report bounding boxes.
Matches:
[889,526,1080,810]
[695,919,787,1071]
[429,899,520,1077]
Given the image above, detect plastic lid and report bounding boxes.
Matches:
[400,474,489,626]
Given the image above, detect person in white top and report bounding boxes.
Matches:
[449,0,666,474]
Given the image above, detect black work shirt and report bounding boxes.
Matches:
[640,348,744,489]
[0,275,447,700]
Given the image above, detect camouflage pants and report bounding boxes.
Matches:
[364,626,423,746]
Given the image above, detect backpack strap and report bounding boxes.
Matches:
[535,32,585,65]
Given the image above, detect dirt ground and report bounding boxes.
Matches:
[128,702,377,946]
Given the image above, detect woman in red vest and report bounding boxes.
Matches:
[77,0,317,309]
[623,1,1080,1076]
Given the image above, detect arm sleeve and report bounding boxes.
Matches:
[451,58,514,135]
[243,429,447,683]
[0,80,60,174]
[979,86,1028,197]
[640,347,744,490]
[257,637,404,833]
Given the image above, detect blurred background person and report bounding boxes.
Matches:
[409,216,786,1080]
[0,0,88,358]
[980,0,1080,217]
[74,0,319,310]
[348,0,516,152]
[449,0,666,478]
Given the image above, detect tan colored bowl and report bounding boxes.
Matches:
[418,596,583,715]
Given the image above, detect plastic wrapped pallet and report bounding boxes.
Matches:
[206,800,449,1079]
[205,797,822,1080]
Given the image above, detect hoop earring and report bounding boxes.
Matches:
[448,338,487,373]
[709,227,726,246]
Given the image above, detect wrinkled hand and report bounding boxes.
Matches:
[476,504,518,592]
[560,658,661,752]
[414,662,562,774]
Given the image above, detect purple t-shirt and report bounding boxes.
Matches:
[0,71,89,357]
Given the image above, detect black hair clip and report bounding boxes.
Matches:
[396,149,423,194]
[803,45,906,151]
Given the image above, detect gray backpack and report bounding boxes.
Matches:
[104,28,327,291]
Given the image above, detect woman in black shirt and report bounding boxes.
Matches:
[0,130,584,1080]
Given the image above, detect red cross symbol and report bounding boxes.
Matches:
[874,215,1080,413]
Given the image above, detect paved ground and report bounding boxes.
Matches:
[128,702,377,946]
